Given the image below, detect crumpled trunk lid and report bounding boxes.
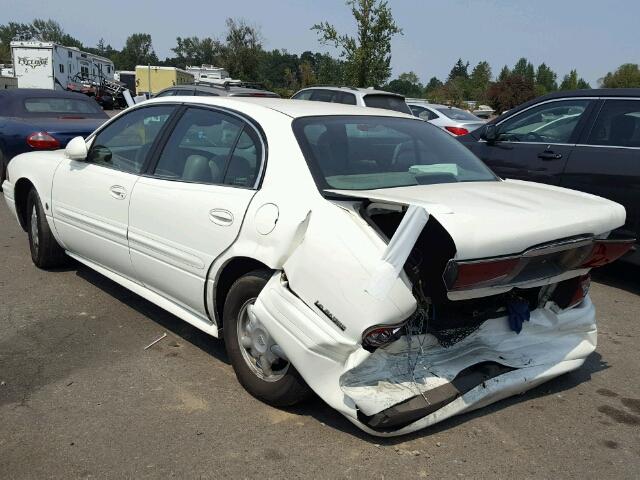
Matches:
[328,179,626,260]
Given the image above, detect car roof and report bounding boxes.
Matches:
[294,86,405,97]
[490,88,640,124]
[159,83,279,97]
[143,96,416,119]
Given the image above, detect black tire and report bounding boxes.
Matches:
[0,148,6,191]
[26,188,67,269]
[223,269,311,407]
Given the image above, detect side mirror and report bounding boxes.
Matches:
[65,136,88,161]
[482,124,499,143]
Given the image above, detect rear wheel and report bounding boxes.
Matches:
[223,270,311,406]
[26,188,67,269]
[0,148,6,191]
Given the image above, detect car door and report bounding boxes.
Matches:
[127,105,263,316]
[51,104,176,279]
[469,98,595,185]
[562,98,640,241]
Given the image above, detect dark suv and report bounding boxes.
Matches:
[459,88,640,264]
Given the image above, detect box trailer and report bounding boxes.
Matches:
[135,65,194,96]
[11,41,114,90]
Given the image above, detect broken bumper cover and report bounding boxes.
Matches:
[253,274,597,437]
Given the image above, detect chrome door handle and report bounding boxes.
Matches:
[109,185,127,200]
[209,209,234,226]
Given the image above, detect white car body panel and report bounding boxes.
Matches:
[52,159,140,280]
[128,177,257,317]
[2,96,629,436]
[254,275,596,436]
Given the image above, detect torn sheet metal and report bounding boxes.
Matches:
[365,205,429,299]
[253,273,597,436]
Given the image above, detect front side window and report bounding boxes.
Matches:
[363,94,412,114]
[153,107,262,187]
[294,115,497,190]
[86,105,175,173]
[497,99,591,144]
[155,89,176,98]
[587,100,640,148]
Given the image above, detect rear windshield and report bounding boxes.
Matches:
[23,97,106,117]
[293,115,497,190]
[436,107,480,121]
[363,94,412,114]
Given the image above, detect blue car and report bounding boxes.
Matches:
[0,89,108,186]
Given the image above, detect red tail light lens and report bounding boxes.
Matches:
[444,126,469,136]
[580,240,634,268]
[27,132,60,150]
[362,323,405,351]
[567,274,591,309]
[445,257,520,290]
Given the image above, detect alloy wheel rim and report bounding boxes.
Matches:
[30,206,39,254]
[236,298,289,382]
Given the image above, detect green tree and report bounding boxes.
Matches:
[116,33,158,70]
[535,63,557,94]
[469,61,492,101]
[220,18,263,80]
[560,69,590,90]
[601,63,640,88]
[498,65,511,81]
[398,71,419,84]
[172,36,221,68]
[0,19,83,62]
[448,58,469,81]
[512,57,535,83]
[312,0,402,87]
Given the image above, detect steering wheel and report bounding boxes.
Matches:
[523,131,545,142]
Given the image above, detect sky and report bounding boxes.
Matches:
[4,0,639,86]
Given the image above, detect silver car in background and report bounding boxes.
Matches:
[407,99,486,136]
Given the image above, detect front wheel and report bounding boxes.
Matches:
[223,270,311,407]
[27,188,68,269]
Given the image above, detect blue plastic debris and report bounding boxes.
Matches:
[507,298,530,334]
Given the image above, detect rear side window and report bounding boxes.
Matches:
[155,90,176,97]
[363,94,412,114]
[23,97,105,116]
[410,105,438,121]
[436,107,480,121]
[292,90,313,100]
[152,107,262,187]
[587,100,640,148]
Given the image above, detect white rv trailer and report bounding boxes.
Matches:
[11,41,114,90]
[186,64,231,84]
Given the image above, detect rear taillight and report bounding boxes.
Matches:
[26,132,60,150]
[362,322,406,351]
[567,274,591,308]
[444,257,520,290]
[579,240,634,268]
[444,126,469,136]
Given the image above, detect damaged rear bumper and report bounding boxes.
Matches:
[253,274,597,437]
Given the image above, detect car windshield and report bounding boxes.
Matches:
[293,115,498,190]
[22,97,105,117]
[363,94,412,114]
[436,107,480,121]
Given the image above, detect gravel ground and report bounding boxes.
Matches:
[1,200,639,479]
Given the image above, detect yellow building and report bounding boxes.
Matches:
[135,65,194,96]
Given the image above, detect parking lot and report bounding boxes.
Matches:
[1,199,639,479]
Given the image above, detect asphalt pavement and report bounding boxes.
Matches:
[1,200,639,479]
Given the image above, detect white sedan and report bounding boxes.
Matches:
[2,97,632,436]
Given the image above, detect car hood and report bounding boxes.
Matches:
[327,179,627,260]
